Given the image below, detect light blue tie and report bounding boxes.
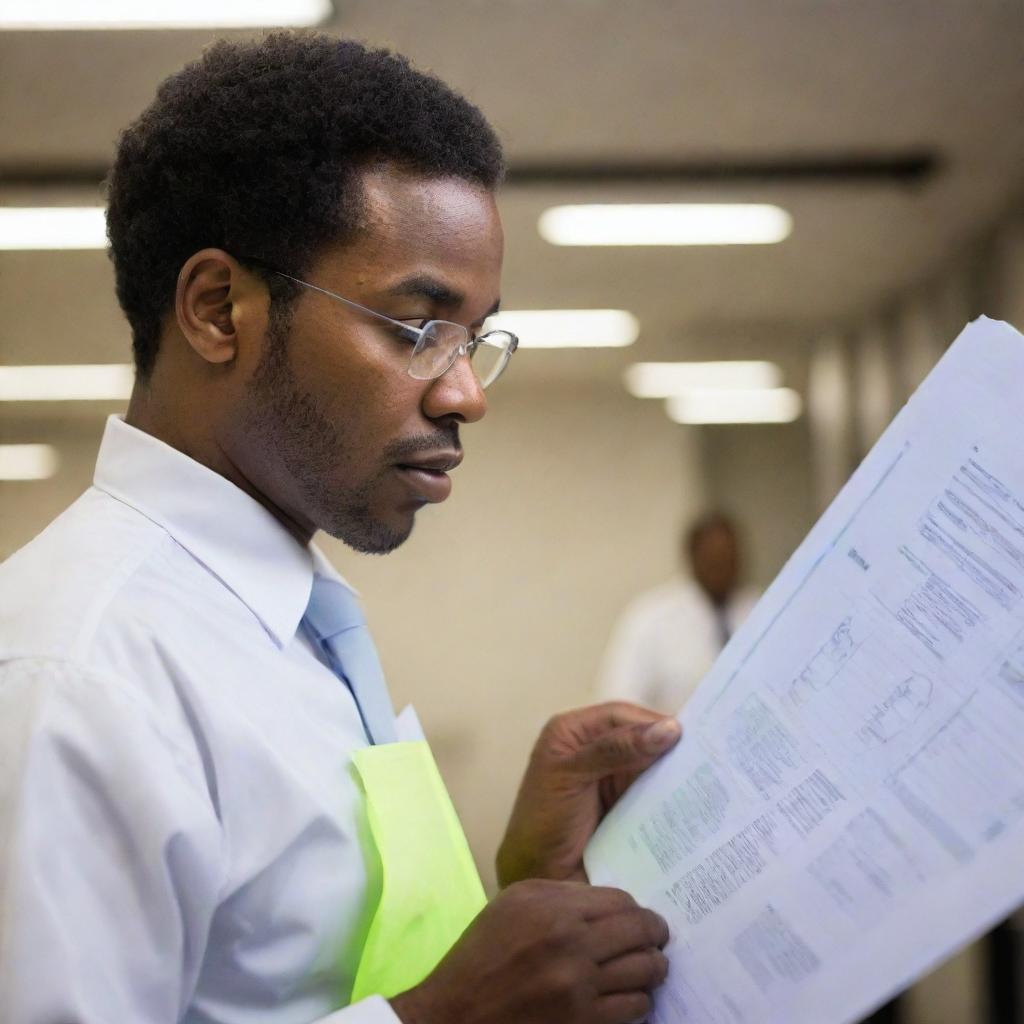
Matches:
[303,575,398,746]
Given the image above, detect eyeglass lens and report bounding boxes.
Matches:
[409,322,509,388]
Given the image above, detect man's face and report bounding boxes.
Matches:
[691,524,740,603]
[236,168,504,553]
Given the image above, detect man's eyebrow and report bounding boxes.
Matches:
[387,275,464,307]
[387,274,501,321]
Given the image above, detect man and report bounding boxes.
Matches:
[0,33,683,1024]
[598,512,760,714]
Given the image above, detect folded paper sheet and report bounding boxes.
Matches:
[586,317,1024,1024]
[350,733,486,1002]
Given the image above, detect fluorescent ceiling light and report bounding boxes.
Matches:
[0,444,59,481]
[0,364,134,401]
[0,207,107,250]
[0,0,332,29]
[666,388,802,424]
[625,360,783,397]
[489,309,639,348]
[539,204,792,246]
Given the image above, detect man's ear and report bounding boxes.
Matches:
[175,249,257,367]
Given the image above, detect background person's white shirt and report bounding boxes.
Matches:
[0,416,400,1024]
[597,578,759,715]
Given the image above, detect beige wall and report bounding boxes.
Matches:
[698,420,813,588]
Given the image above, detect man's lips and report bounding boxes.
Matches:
[395,451,463,473]
[393,451,462,502]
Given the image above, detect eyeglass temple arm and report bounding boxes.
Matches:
[271,270,424,342]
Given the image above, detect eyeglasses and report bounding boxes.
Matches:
[268,269,517,389]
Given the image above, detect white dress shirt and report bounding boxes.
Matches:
[597,578,759,714]
[0,416,401,1024]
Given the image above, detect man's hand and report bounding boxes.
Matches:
[389,879,669,1024]
[495,702,681,887]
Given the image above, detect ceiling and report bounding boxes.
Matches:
[1,0,1023,390]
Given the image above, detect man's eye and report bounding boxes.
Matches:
[386,320,424,346]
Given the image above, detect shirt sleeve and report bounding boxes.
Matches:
[0,656,226,1023]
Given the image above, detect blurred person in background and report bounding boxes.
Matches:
[0,33,681,1024]
[598,512,760,714]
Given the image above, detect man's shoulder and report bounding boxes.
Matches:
[731,585,762,620]
[0,488,175,662]
[623,578,705,620]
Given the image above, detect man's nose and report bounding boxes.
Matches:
[422,352,488,424]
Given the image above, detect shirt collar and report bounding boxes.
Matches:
[92,415,354,647]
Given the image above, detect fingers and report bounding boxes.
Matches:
[586,901,670,1024]
[594,990,654,1024]
[596,947,669,994]
[561,701,673,733]
[577,884,641,920]
[567,720,681,778]
[586,906,670,960]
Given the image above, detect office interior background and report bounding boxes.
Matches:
[2,1,1024,1020]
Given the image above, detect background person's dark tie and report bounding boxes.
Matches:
[714,604,732,652]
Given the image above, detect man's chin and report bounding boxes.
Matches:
[323,508,415,556]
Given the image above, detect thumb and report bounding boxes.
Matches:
[569,718,681,778]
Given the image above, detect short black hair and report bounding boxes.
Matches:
[106,32,505,379]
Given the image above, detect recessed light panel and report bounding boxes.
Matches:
[0,208,107,250]
[625,361,783,397]
[666,388,802,424]
[489,309,639,348]
[539,204,792,246]
[0,0,332,29]
[0,364,134,401]
[0,444,59,481]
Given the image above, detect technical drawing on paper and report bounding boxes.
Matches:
[857,674,933,748]
[786,617,859,707]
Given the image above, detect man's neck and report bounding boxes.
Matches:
[696,582,732,609]
[125,392,317,548]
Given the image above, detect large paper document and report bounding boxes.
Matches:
[586,316,1024,1024]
